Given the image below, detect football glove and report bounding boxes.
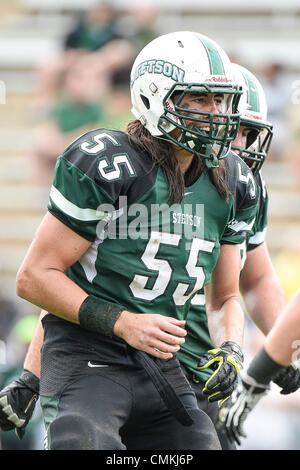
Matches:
[0,369,39,439]
[197,341,244,404]
[273,361,300,395]
[217,373,269,445]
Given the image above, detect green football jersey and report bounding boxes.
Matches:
[177,171,268,382]
[46,128,259,357]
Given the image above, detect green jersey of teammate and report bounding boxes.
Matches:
[178,171,268,382]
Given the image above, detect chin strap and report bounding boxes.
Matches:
[185,129,225,169]
[204,152,219,169]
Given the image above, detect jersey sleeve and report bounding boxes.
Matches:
[47,129,137,241]
[221,155,260,245]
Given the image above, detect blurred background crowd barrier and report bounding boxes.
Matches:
[0,0,299,450]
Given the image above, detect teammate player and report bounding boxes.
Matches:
[219,288,300,445]
[1,32,258,450]
[177,63,300,449]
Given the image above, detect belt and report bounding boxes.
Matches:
[132,349,194,427]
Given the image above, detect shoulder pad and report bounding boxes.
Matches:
[61,128,155,203]
[225,151,258,210]
[255,170,268,202]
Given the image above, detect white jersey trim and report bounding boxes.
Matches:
[49,185,110,222]
[248,227,267,246]
[227,217,256,233]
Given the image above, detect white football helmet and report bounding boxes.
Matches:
[130,31,242,168]
[231,63,273,175]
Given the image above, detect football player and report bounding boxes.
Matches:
[177,63,300,449]
[2,32,258,450]
[219,288,300,445]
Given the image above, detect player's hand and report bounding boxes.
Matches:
[0,369,40,439]
[197,341,243,404]
[113,311,187,359]
[217,373,269,445]
[273,362,300,395]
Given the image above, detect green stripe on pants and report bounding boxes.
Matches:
[40,396,60,450]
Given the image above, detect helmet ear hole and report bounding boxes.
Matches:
[140,94,150,110]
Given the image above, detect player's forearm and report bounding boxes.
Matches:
[207,297,245,348]
[240,272,285,335]
[23,311,46,378]
[240,243,286,335]
[205,244,244,347]
[16,266,88,325]
[264,289,300,366]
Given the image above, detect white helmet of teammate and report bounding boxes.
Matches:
[231,63,273,175]
[130,31,242,168]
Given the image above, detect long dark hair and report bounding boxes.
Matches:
[126,120,229,204]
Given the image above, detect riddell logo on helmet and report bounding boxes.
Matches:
[165,101,174,112]
[244,113,262,120]
[211,76,228,83]
[165,101,179,121]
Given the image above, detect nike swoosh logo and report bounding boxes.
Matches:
[184,192,193,196]
[87,361,109,368]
